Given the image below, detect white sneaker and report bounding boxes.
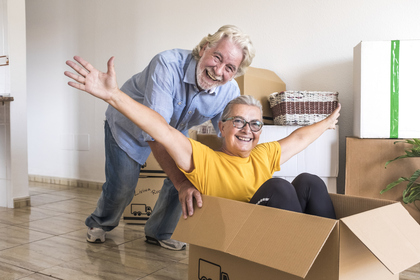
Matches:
[86,227,106,243]
[145,236,186,251]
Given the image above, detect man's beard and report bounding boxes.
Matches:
[196,62,222,91]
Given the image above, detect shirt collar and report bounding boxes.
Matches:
[184,57,217,94]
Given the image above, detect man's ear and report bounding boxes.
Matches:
[199,43,209,57]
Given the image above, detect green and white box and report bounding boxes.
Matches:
[353,40,420,138]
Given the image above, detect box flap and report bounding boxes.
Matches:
[341,202,420,274]
[173,195,337,278]
[330,193,395,219]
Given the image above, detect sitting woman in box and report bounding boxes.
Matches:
[65,56,340,220]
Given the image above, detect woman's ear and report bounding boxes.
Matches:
[218,121,225,137]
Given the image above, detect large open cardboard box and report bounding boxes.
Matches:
[235,67,286,124]
[345,137,420,223]
[173,194,420,280]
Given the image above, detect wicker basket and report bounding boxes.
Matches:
[269,91,339,126]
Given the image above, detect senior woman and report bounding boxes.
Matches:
[65,56,340,219]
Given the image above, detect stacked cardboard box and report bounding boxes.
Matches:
[235,66,286,124]
[353,40,420,138]
[347,40,420,223]
[123,153,166,224]
[345,137,420,223]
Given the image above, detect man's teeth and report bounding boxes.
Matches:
[207,70,220,81]
[237,136,252,142]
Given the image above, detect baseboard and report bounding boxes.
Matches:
[14,196,30,208]
[28,174,104,190]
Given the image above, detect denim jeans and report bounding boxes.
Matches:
[86,121,182,238]
[85,121,142,231]
[144,178,182,240]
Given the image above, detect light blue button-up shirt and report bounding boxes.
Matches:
[106,49,240,164]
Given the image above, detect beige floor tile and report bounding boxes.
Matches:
[62,226,145,246]
[400,262,420,280]
[19,273,60,280]
[0,225,52,250]
[118,239,188,263]
[138,261,189,280]
[36,199,96,214]
[0,235,109,272]
[15,214,86,235]
[0,207,62,226]
[0,261,34,280]
[30,193,73,207]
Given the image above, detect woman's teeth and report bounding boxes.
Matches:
[237,136,252,142]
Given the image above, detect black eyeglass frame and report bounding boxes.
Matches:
[222,116,264,132]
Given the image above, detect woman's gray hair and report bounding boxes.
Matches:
[192,25,255,77]
[221,95,263,121]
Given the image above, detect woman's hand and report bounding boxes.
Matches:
[64,56,118,102]
[324,103,341,129]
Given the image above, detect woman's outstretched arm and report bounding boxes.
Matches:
[278,103,341,165]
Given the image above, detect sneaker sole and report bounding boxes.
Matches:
[86,233,105,243]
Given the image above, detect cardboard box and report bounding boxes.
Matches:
[123,176,166,224]
[259,125,339,193]
[353,40,420,138]
[123,153,166,224]
[195,133,223,151]
[345,137,420,223]
[235,67,286,124]
[173,194,420,280]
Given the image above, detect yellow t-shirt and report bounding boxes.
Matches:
[179,138,281,202]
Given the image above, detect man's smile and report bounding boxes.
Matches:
[206,69,221,81]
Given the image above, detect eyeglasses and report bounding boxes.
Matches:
[222,116,263,132]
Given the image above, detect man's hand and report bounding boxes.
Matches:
[64,56,118,102]
[177,179,203,219]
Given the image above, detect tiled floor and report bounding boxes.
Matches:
[0,181,419,280]
[0,182,188,280]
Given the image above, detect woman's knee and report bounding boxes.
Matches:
[293,173,327,192]
[252,178,302,211]
[259,178,297,198]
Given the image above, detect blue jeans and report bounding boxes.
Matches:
[86,121,142,231]
[86,121,181,237]
[144,178,182,240]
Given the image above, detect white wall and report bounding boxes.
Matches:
[2,0,28,207]
[26,0,420,193]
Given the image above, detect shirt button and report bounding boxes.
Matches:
[188,111,192,114]
[178,102,182,105]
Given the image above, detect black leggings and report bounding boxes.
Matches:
[249,173,336,219]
